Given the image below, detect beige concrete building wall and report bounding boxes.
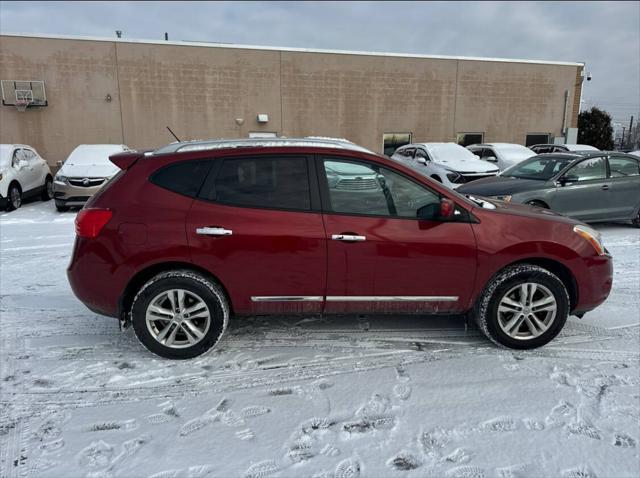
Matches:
[0,34,583,166]
[0,36,124,165]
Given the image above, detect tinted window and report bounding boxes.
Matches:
[323,159,439,218]
[383,133,412,157]
[525,134,550,147]
[609,156,640,177]
[215,157,310,210]
[151,160,212,198]
[456,133,483,147]
[566,157,606,182]
[415,149,429,159]
[503,157,574,180]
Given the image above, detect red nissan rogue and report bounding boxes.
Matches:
[67,138,613,359]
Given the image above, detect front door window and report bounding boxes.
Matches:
[322,159,440,218]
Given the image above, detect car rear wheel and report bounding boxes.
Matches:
[7,183,21,211]
[473,264,569,349]
[525,200,548,208]
[41,175,53,201]
[632,209,640,228]
[131,270,229,359]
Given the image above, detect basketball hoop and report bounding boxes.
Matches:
[15,99,30,112]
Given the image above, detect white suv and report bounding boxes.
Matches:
[391,142,499,189]
[0,144,53,211]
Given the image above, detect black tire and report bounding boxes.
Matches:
[473,264,569,349]
[41,175,53,201]
[131,270,229,359]
[55,201,70,212]
[632,209,640,228]
[6,183,21,211]
[525,200,548,209]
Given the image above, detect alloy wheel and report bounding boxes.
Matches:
[10,187,21,209]
[145,289,211,349]
[497,282,557,340]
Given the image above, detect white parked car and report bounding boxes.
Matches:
[0,144,53,211]
[53,144,129,211]
[391,142,499,189]
[466,143,536,171]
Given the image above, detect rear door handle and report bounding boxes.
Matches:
[601,185,610,191]
[332,234,366,242]
[196,227,233,236]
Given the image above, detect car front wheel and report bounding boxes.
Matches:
[473,264,569,349]
[7,183,22,211]
[41,175,53,201]
[131,270,229,359]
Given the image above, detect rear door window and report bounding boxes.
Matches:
[214,156,311,211]
[609,156,640,177]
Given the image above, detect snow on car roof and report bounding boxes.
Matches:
[563,144,599,151]
[66,144,129,163]
[153,137,374,155]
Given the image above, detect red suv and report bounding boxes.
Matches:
[68,138,613,359]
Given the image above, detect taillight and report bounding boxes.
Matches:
[75,208,113,238]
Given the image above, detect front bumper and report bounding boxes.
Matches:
[53,180,105,206]
[573,253,613,315]
[0,194,7,209]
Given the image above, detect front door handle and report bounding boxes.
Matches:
[196,227,233,236]
[601,185,610,191]
[332,234,366,242]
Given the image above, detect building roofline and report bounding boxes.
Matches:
[0,32,585,67]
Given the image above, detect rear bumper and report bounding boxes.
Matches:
[67,238,121,317]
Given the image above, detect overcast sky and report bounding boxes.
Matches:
[1,1,638,125]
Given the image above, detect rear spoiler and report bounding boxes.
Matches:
[109,150,151,170]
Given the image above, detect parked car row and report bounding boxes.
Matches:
[0,143,129,212]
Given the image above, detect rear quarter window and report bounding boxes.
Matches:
[150,160,213,198]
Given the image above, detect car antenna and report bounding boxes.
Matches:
[166,126,181,142]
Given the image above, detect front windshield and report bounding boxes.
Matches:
[502,156,574,180]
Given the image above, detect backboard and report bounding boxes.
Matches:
[1,80,48,108]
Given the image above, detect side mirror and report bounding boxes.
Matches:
[417,198,456,221]
[416,157,427,165]
[18,160,28,169]
[558,174,579,186]
[485,156,497,162]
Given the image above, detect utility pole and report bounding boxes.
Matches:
[628,116,634,149]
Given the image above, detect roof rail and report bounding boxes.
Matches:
[153,137,373,155]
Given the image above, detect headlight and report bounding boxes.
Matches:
[54,174,67,183]
[491,195,512,202]
[446,172,461,183]
[573,225,606,255]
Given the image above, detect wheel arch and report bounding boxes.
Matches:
[118,261,233,323]
[499,257,578,312]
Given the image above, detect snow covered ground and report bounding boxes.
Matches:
[1,201,638,478]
